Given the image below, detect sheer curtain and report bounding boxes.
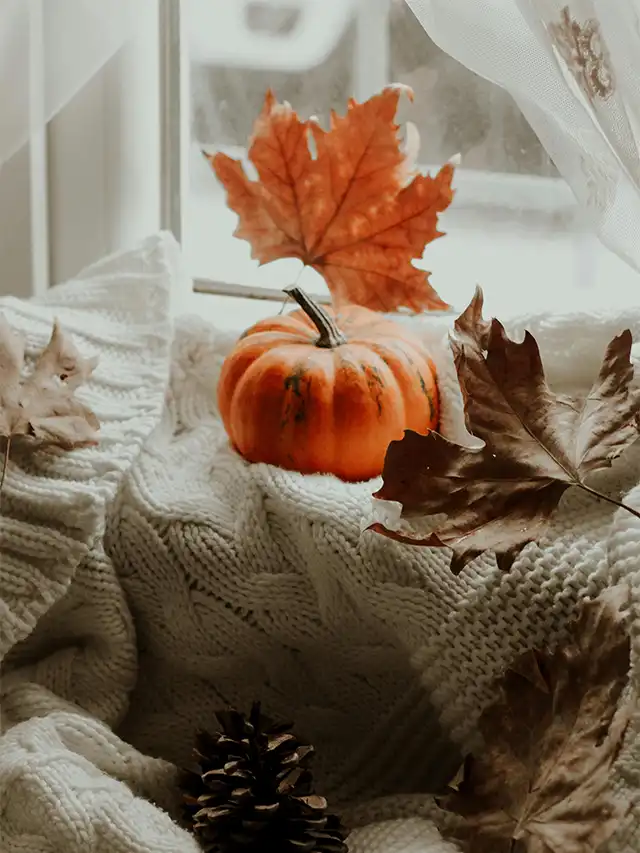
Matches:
[0,0,145,169]
[406,0,640,275]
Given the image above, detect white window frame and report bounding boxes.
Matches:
[161,0,440,308]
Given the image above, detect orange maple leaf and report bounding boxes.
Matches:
[207,87,455,313]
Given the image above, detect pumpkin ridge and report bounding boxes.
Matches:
[282,364,309,426]
[240,327,315,345]
[364,339,438,434]
[342,344,399,421]
[228,348,306,458]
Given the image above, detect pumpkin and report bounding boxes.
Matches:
[217,287,440,482]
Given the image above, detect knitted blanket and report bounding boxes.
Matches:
[3,234,640,852]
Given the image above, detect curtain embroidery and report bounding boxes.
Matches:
[549,6,615,102]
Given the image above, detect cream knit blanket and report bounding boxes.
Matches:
[3,233,640,852]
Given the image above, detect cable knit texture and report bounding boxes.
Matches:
[0,232,199,852]
[3,236,640,852]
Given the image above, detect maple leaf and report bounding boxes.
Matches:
[439,586,633,852]
[371,287,640,572]
[453,284,492,351]
[207,87,454,313]
[0,314,100,457]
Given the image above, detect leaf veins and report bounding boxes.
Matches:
[208,87,454,313]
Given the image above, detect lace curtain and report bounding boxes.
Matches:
[406,0,640,275]
[0,0,145,169]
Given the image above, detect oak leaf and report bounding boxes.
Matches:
[371,287,640,572]
[440,586,633,852]
[0,314,100,453]
[208,87,454,312]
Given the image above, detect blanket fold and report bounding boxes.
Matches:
[3,245,640,852]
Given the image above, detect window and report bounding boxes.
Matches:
[175,0,639,329]
[3,2,636,315]
[0,0,159,299]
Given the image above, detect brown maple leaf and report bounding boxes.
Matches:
[454,284,492,351]
[440,586,633,852]
[208,87,454,313]
[0,314,100,457]
[371,287,640,572]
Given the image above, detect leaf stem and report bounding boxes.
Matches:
[284,286,347,348]
[577,481,640,522]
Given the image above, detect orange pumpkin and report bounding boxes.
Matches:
[217,287,439,482]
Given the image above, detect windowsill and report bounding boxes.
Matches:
[181,149,640,331]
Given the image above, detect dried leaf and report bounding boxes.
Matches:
[440,586,633,852]
[0,315,100,452]
[0,315,26,437]
[372,287,640,572]
[454,284,492,351]
[208,87,454,313]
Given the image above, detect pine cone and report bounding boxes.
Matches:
[181,702,349,853]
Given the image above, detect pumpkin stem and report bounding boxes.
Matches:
[284,286,347,348]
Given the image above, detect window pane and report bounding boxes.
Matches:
[184,0,637,324]
[187,0,356,303]
[390,3,556,176]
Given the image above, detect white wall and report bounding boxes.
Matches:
[0,146,32,298]
[0,0,161,296]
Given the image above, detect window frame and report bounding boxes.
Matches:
[159,0,334,306]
